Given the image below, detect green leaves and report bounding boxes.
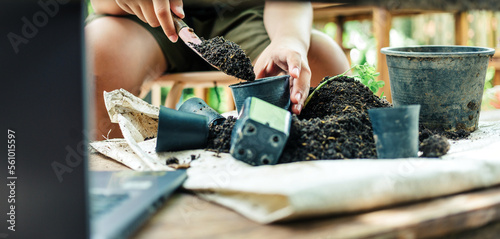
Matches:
[353,63,384,94]
[304,63,384,107]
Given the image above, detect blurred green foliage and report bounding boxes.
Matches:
[319,11,499,104]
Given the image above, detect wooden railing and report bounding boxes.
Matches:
[312,3,500,101]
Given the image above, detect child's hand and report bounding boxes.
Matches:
[254,38,311,115]
[115,0,184,42]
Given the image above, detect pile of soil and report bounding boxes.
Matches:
[280,76,391,163]
[206,75,459,162]
[191,36,255,81]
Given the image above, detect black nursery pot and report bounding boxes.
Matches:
[368,105,420,159]
[178,97,226,126]
[382,46,495,132]
[229,75,290,113]
[156,106,209,152]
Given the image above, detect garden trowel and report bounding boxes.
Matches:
[172,15,220,70]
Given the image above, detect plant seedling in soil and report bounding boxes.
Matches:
[304,63,384,106]
[354,63,385,95]
[190,36,256,81]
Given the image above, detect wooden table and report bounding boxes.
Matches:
[90,152,500,239]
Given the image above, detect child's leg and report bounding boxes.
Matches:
[308,29,350,87]
[86,16,167,139]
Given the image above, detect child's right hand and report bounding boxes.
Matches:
[115,0,184,42]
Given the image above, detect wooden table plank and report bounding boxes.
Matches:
[129,185,500,239]
[89,148,500,238]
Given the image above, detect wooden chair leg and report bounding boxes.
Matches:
[151,83,162,106]
[165,81,186,109]
[373,7,392,101]
[193,87,207,101]
[225,86,235,111]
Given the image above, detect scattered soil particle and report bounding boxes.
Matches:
[190,36,255,81]
[420,135,451,157]
[166,157,179,165]
[438,129,471,140]
[191,154,200,161]
[419,126,470,141]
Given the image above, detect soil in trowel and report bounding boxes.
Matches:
[206,75,455,162]
[191,36,255,81]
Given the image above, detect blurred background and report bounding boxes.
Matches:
[314,9,500,112]
[86,2,500,113]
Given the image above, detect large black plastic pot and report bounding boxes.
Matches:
[178,97,225,127]
[381,45,495,132]
[156,106,209,152]
[368,105,420,159]
[229,75,290,113]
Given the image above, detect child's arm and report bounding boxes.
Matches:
[254,1,313,115]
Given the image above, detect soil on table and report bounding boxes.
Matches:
[419,134,450,157]
[206,75,459,162]
[190,36,255,81]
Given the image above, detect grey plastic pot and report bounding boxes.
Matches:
[368,105,420,159]
[381,45,495,132]
[156,106,209,152]
[178,97,226,127]
[229,75,290,113]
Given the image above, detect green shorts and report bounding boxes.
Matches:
[88,5,270,73]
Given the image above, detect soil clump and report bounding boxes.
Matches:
[191,36,255,81]
[419,135,450,157]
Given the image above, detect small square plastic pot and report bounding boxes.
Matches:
[229,97,292,166]
[368,105,420,159]
[229,75,290,113]
[178,97,226,127]
[156,106,209,152]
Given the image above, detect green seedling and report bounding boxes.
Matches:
[304,63,385,106]
[355,63,385,94]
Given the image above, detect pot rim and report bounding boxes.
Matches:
[368,104,421,114]
[229,75,290,89]
[381,45,495,57]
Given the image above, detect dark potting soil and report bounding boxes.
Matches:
[280,76,392,163]
[419,135,450,157]
[190,36,255,81]
[205,75,457,161]
[207,116,237,154]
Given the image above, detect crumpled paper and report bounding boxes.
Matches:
[90,89,500,224]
